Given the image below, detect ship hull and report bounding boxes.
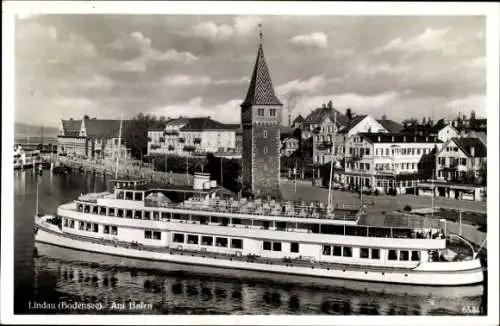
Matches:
[34,224,484,287]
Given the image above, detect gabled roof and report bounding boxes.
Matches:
[165,117,190,126]
[241,44,282,106]
[358,132,442,144]
[179,117,234,131]
[83,119,132,138]
[303,107,349,126]
[376,119,403,133]
[293,114,305,124]
[400,123,451,134]
[338,115,368,134]
[61,119,82,137]
[451,137,487,157]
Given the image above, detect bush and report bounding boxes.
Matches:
[373,189,380,196]
[403,205,412,212]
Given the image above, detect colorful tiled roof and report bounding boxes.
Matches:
[61,119,82,137]
[376,119,403,133]
[241,44,282,106]
[451,137,487,157]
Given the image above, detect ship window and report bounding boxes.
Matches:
[134,192,142,201]
[92,223,99,233]
[153,212,159,220]
[371,248,380,259]
[360,248,369,259]
[99,207,106,215]
[63,218,68,227]
[173,233,184,243]
[263,241,272,251]
[323,245,332,255]
[202,236,213,246]
[153,231,161,240]
[79,222,84,230]
[161,212,169,219]
[125,192,133,200]
[411,251,420,261]
[216,237,228,247]
[108,208,115,216]
[104,225,110,234]
[388,250,398,260]
[276,222,286,231]
[92,206,98,214]
[145,231,152,239]
[134,211,142,219]
[232,218,242,225]
[272,242,282,252]
[111,226,118,235]
[117,209,124,217]
[290,242,299,253]
[144,211,150,220]
[333,246,342,256]
[84,205,90,213]
[263,220,270,230]
[343,247,352,257]
[231,239,243,249]
[69,220,75,228]
[172,213,181,220]
[187,235,199,244]
[211,216,220,224]
[199,216,208,225]
[78,204,83,212]
[126,210,132,218]
[86,223,92,231]
[399,250,409,261]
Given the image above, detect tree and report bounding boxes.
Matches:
[204,153,241,193]
[435,118,446,129]
[327,100,333,109]
[346,108,352,121]
[422,117,426,125]
[470,110,476,121]
[381,114,387,120]
[401,118,418,128]
[125,113,165,160]
[83,115,90,120]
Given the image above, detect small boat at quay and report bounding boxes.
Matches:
[34,173,485,286]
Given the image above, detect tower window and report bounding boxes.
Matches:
[269,109,277,117]
[257,108,265,116]
[263,147,268,154]
[263,130,268,138]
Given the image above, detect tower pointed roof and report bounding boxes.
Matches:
[242,42,282,107]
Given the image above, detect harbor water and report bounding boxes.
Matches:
[13,170,485,315]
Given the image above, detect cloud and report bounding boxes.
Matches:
[151,97,241,123]
[445,94,486,116]
[355,62,410,75]
[373,27,451,54]
[289,32,328,48]
[276,75,327,96]
[187,16,262,42]
[162,74,248,87]
[107,32,197,72]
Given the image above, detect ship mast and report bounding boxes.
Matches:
[115,115,123,179]
[36,177,39,216]
[327,112,337,211]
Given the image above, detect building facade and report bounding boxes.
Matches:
[240,39,283,199]
[147,117,237,157]
[343,133,442,193]
[281,137,300,156]
[435,137,487,182]
[57,118,131,160]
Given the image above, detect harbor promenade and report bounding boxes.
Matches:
[49,156,193,186]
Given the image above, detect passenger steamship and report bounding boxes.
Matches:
[34,173,484,286]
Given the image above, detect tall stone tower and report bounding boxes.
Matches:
[240,30,283,199]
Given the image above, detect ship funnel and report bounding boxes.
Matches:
[193,172,211,190]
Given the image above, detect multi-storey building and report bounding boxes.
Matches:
[57,117,131,160]
[343,133,442,193]
[401,123,459,143]
[435,137,487,181]
[147,117,236,157]
[240,36,283,199]
[281,136,300,156]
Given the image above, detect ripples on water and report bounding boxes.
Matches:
[14,170,485,315]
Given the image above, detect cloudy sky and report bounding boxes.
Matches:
[15,15,486,127]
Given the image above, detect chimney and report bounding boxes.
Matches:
[470,146,475,157]
[288,114,292,127]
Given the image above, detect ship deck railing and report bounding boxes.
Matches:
[145,198,360,221]
[39,224,426,272]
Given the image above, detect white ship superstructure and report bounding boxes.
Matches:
[14,145,41,169]
[34,173,484,286]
